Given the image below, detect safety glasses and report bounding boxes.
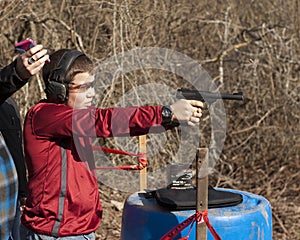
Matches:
[68,81,95,93]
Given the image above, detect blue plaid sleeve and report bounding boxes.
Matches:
[0,133,18,239]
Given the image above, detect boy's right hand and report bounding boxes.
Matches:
[170,99,205,126]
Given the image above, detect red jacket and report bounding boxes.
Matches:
[22,102,164,236]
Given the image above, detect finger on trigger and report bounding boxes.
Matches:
[187,120,198,127]
[191,116,200,123]
[189,100,206,109]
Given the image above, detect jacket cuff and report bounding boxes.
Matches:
[11,59,30,82]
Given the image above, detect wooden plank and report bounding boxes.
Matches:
[196,148,209,240]
[139,135,147,190]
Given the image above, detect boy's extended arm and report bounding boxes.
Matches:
[27,103,165,139]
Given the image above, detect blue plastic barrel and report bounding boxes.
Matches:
[121,188,272,240]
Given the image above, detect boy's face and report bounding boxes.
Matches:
[67,72,95,109]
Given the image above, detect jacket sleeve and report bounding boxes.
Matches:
[28,103,165,138]
[0,60,29,105]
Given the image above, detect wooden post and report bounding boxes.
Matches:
[196,148,209,240]
[139,135,147,191]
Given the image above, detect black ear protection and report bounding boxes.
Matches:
[45,50,84,103]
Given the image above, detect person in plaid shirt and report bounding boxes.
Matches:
[0,132,18,239]
[0,42,49,239]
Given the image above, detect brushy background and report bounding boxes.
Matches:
[0,0,299,239]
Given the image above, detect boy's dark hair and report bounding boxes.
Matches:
[42,49,93,86]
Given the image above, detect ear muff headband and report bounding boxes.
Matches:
[45,50,85,103]
[49,50,84,84]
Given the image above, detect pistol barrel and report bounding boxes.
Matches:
[176,89,244,103]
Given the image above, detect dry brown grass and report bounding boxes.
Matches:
[0,0,299,239]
